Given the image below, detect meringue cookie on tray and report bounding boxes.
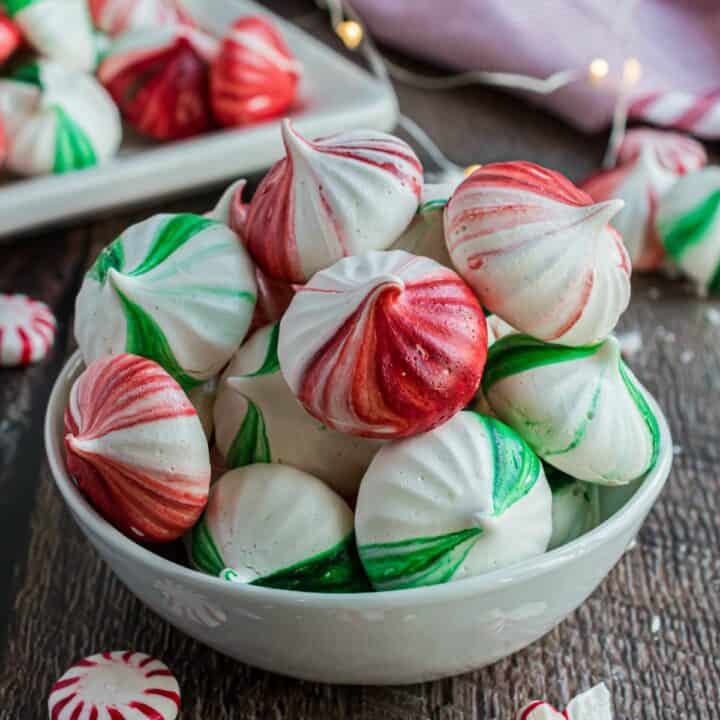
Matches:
[278,249,488,439]
[0,60,121,176]
[214,323,382,499]
[75,213,256,389]
[656,166,720,295]
[445,161,631,346]
[245,120,423,283]
[355,411,552,591]
[190,464,369,592]
[483,334,660,485]
[582,128,707,271]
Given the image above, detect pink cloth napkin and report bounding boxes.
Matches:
[352,0,720,135]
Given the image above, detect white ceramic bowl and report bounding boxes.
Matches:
[45,352,673,685]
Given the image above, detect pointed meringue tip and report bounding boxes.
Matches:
[107,266,133,291]
[207,178,247,225]
[281,118,312,160]
[594,197,625,222]
[601,334,622,360]
[66,433,93,454]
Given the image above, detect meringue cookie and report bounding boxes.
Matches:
[214,323,382,498]
[390,181,459,267]
[4,0,96,70]
[48,651,180,720]
[75,213,256,389]
[98,24,218,140]
[0,293,56,367]
[483,334,660,485]
[278,250,487,439]
[89,0,188,36]
[190,464,369,592]
[187,377,217,441]
[582,129,707,270]
[0,60,121,176]
[355,411,552,591]
[64,354,211,542]
[445,161,631,346]
[656,166,720,295]
[211,16,301,127]
[545,465,599,550]
[245,120,423,283]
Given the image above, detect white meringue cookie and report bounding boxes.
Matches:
[189,464,369,592]
[0,60,121,176]
[75,213,257,389]
[656,166,720,295]
[545,466,599,550]
[7,0,96,70]
[244,120,423,282]
[187,378,217,441]
[355,411,552,591]
[445,161,631,346]
[483,334,661,485]
[214,323,382,498]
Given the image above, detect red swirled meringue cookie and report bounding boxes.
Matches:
[64,353,210,542]
[98,24,218,140]
[211,15,301,127]
[445,161,631,347]
[278,250,487,439]
[48,651,180,720]
[245,120,423,283]
[582,128,707,270]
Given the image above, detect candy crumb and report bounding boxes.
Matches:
[617,330,642,357]
[705,307,720,326]
[651,615,661,634]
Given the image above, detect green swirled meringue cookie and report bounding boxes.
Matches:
[0,60,121,176]
[545,465,600,550]
[190,465,370,592]
[483,334,660,485]
[355,411,552,591]
[656,166,720,295]
[75,213,257,389]
[214,323,382,499]
[2,0,96,70]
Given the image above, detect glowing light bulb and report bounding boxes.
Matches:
[589,58,609,84]
[464,164,482,176]
[623,57,642,85]
[335,20,363,49]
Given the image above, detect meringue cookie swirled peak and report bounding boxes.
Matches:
[355,411,552,591]
[75,213,257,389]
[245,120,423,283]
[190,465,370,592]
[444,161,631,346]
[582,128,707,271]
[278,250,488,439]
[656,166,720,295]
[482,334,660,485]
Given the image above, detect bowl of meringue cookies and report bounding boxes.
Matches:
[45,119,673,685]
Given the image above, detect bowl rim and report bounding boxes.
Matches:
[45,350,673,609]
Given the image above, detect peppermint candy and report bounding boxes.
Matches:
[0,60,121,176]
[0,293,56,367]
[445,161,631,346]
[518,683,612,720]
[48,650,180,720]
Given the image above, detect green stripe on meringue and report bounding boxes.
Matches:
[53,105,97,173]
[482,334,603,391]
[11,61,42,86]
[2,0,35,18]
[226,398,271,467]
[130,214,218,277]
[249,532,370,593]
[660,189,720,261]
[243,323,280,378]
[116,289,202,390]
[190,513,226,577]
[88,238,124,283]
[618,360,660,475]
[359,527,482,592]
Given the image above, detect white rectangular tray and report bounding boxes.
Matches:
[0,0,397,239]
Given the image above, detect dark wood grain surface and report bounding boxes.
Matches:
[1,4,719,719]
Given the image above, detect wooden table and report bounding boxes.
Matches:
[1,5,719,718]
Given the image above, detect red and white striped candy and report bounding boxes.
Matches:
[445,162,631,346]
[98,25,218,140]
[278,250,487,439]
[245,120,423,283]
[630,89,720,140]
[48,650,180,720]
[518,701,567,719]
[0,293,56,367]
[582,129,707,271]
[88,0,189,36]
[518,684,612,720]
[211,15,301,128]
[64,353,210,542]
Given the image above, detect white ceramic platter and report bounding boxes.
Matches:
[0,0,397,240]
